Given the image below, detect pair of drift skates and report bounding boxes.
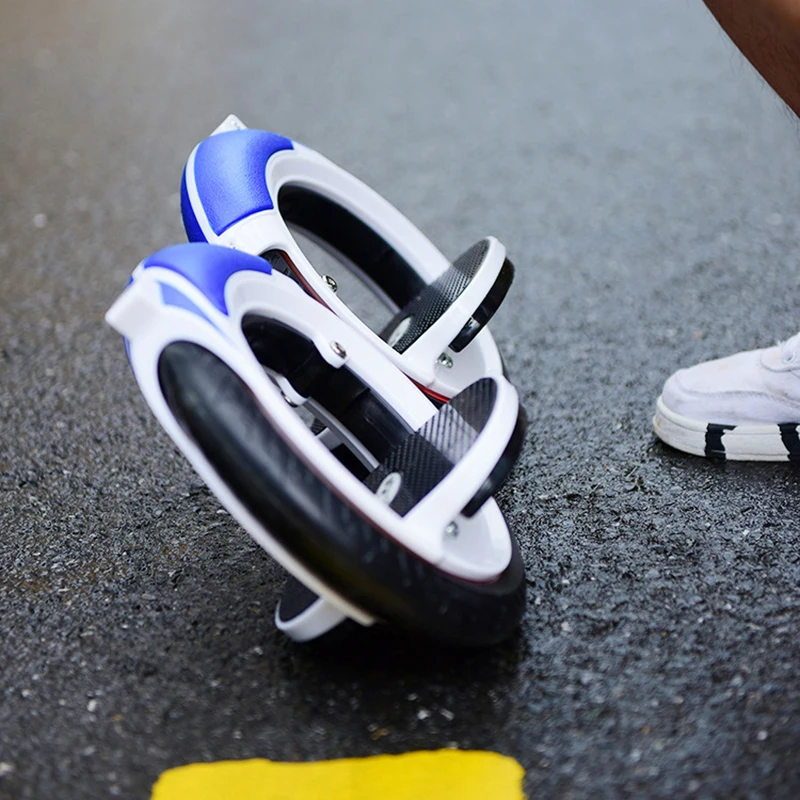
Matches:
[107,115,528,647]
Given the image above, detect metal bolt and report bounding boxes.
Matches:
[323,275,338,293]
[437,352,453,369]
[445,522,459,538]
[330,341,347,359]
[376,472,402,505]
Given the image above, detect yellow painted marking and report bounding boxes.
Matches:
[152,749,525,800]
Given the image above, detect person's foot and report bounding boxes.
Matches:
[653,334,800,461]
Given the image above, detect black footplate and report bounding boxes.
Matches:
[364,378,526,518]
[379,239,515,354]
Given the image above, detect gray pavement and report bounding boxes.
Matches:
[2,0,800,797]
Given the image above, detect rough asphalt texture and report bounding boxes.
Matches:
[2,1,800,797]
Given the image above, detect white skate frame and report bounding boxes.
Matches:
[107,247,519,639]
[182,114,507,399]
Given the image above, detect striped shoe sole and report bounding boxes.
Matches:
[653,395,800,462]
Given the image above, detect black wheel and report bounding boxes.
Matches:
[158,341,526,647]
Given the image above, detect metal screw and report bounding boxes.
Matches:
[323,275,338,293]
[376,472,402,505]
[445,522,459,538]
[330,341,347,358]
[437,352,453,369]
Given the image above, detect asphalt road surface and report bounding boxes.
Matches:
[2,1,800,797]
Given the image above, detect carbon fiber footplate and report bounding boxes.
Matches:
[379,239,490,353]
[363,378,498,516]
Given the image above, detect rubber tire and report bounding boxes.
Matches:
[158,342,526,647]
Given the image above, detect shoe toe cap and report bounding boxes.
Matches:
[660,347,800,425]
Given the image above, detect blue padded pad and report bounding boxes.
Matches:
[143,243,272,315]
[190,130,294,237]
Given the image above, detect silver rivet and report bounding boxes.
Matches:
[437,353,453,369]
[445,522,459,538]
[323,275,338,293]
[330,341,347,358]
[281,392,298,407]
[376,472,402,505]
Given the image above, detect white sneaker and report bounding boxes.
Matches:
[653,333,800,460]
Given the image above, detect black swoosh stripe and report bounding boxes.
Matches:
[778,423,800,462]
[705,424,736,459]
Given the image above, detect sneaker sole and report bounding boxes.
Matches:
[653,395,800,461]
